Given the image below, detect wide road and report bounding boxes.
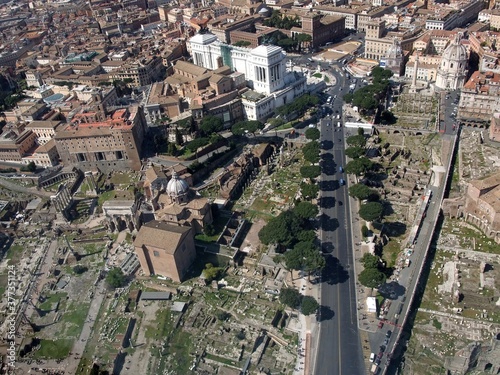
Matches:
[314,67,365,375]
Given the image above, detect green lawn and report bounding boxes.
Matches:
[6,243,24,264]
[62,302,90,337]
[33,339,73,359]
[38,292,68,311]
[98,190,116,206]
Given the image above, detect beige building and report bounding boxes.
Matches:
[458,71,500,124]
[134,220,196,282]
[25,139,60,167]
[54,106,146,172]
[0,130,38,163]
[25,120,62,145]
[464,173,500,243]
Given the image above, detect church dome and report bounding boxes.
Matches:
[166,172,189,197]
[442,37,467,62]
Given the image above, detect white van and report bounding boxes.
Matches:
[370,353,376,362]
[337,121,341,127]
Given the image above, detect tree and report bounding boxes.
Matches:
[279,287,301,308]
[217,311,231,321]
[358,267,386,289]
[26,161,36,172]
[302,141,320,163]
[305,127,320,141]
[346,135,366,147]
[359,201,384,222]
[301,182,319,200]
[343,92,354,103]
[106,268,126,289]
[380,110,397,125]
[285,241,325,277]
[234,41,251,47]
[345,146,365,159]
[300,165,321,180]
[357,127,365,136]
[175,127,183,145]
[185,137,210,152]
[296,230,316,243]
[200,115,223,136]
[301,296,319,316]
[293,201,319,220]
[231,120,263,135]
[203,263,223,283]
[349,183,376,201]
[345,157,373,176]
[360,253,380,269]
[204,223,216,236]
[258,210,301,249]
[73,265,88,274]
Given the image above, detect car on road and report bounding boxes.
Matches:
[379,345,386,353]
[339,178,345,185]
[370,352,376,362]
[339,166,343,173]
[327,96,332,104]
[386,330,392,338]
[383,337,389,346]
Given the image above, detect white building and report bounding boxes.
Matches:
[435,34,468,91]
[188,33,307,121]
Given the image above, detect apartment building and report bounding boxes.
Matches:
[468,31,500,73]
[0,129,38,163]
[314,6,359,30]
[425,0,486,30]
[54,106,146,172]
[109,56,164,86]
[25,120,62,145]
[364,19,422,61]
[458,71,500,123]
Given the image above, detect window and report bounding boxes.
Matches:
[153,250,160,257]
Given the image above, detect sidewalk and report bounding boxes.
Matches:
[286,270,321,375]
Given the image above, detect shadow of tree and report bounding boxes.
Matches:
[323,256,349,285]
[317,305,335,322]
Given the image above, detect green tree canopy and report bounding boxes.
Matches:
[300,165,321,180]
[203,263,223,283]
[296,229,317,243]
[302,141,320,164]
[345,146,365,159]
[106,268,126,289]
[358,267,386,289]
[293,201,319,220]
[348,183,379,201]
[258,210,302,249]
[346,134,366,147]
[301,295,319,316]
[360,253,380,269]
[345,157,373,176]
[233,40,251,47]
[358,201,384,222]
[200,115,223,136]
[305,127,320,141]
[185,137,210,152]
[343,92,354,103]
[301,182,319,199]
[231,120,263,135]
[279,287,301,308]
[284,240,325,276]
